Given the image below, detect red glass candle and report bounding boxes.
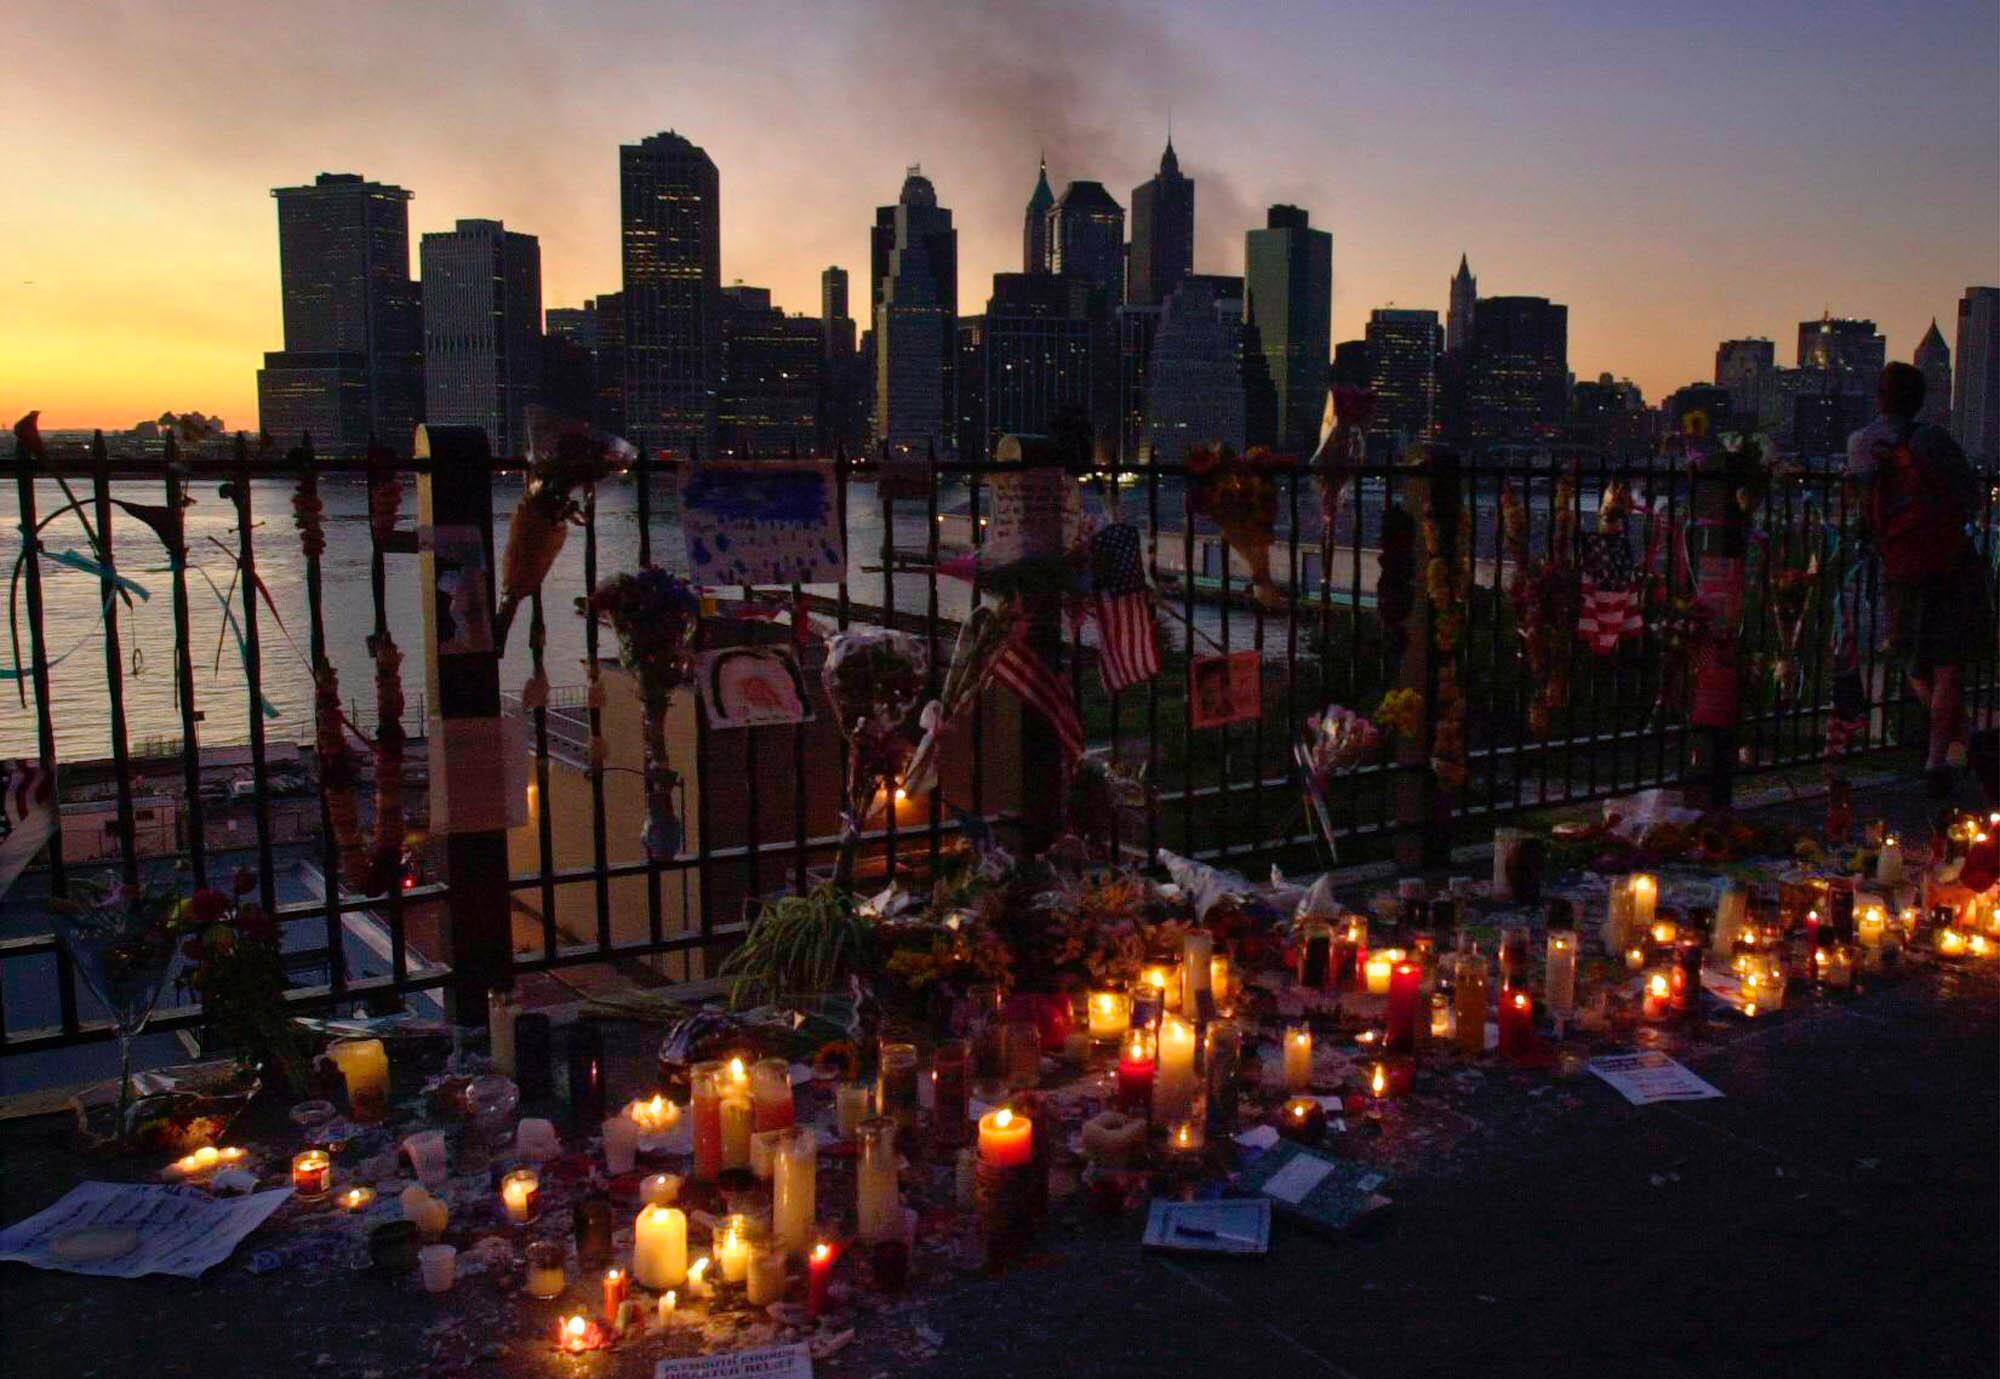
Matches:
[1331,936,1361,992]
[601,1267,629,1324]
[807,1241,835,1317]
[1671,941,1703,1018]
[1115,1031,1156,1116]
[1384,961,1423,1053]
[1496,989,1534,1059]
[930,1039,970,1152]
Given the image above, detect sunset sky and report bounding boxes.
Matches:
[4,0,1996,432]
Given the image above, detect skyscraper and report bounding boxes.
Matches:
[1143,275,1246,467]
[716,285,822,456]
[1953,287,2000,464]
[1714,338,1776,425]
[420,219,541,456]
[1914,320,1952,430]
[820,267,861,453]
[1127,140,1193,307]
[874,166,957,450]
[621,131,721,458]
[1023,157,1054,274]
[257,172,424,457]
[979,273,1101,460]
[1243,205,1332,452]
[1365,308,1443,449]
[1464,296,1568,444]
[1446,254,1476,355]
[1796,315,1886,395]
[1047,181,1125,299]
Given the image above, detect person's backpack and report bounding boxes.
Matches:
[1865,421,1976,582]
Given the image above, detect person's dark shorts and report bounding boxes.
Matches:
[1885,548,1995,674]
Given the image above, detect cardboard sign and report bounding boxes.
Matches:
[1190,650,1262,728]
[430,714,529,834]
[983,467,1073,566]
[694,646,814,729]
[654,1343,812,1379]
[677,463,844,587]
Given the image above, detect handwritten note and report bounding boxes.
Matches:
[983,467,1073,566]
[677,463,844,587]
[0,1182,291,1278]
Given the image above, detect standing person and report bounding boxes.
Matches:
[1845,362,1992,797]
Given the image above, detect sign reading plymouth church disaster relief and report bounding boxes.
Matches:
[675,462,845,588]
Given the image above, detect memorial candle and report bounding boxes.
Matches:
[1086,989,1132,1042]
[1141,964,1179,1014]
[750,1057,795,1133]
[1856,904,1887,950]
[721,1089,754,1172]
[976,1106,1033,1168]
[690,1060,725,1182]
[1210,954,1234,1010]
[1115,1030,1156,1114]
[1181,930,1214,1014]
[488,989,518,1077]
[1628,874,1658,932]
[715,1215,752,1284]
[1363,950,1396,996]
[930,1039,970,1152]
[602,1116,639,1175]
[1283,1024,1314,1092]
[1455,955,1489,1054]
[500,1169,540,1225]
[524,1240,566,1298]
[632,1203,688,1290]
[327,1038,389,1122]
[1385,960,1423,1053]
[291,1149,331,1199]
[807,1242,834,1318]
[1605,878,1635,952]
[624,1093,680,1136]
[834,1082,870,1138]
[1876,835,1904,886]
[1642,971,1671,1021]
[855,1117,901,1242]
[1545,929,1578,1018]
[772,1127,818,1260]
[1497,989,1533,1059]
[601,1267,629,1323]
[1155,1015,1199,1121]
[746,1240,788,1306]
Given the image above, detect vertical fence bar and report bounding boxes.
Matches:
[163,440,208,887]
[633,447,667,960]
[293,437,345,994]
[231,435,278,912]
[1144,465,1160,863]
[582,484,614,953]
[90,433,139,885]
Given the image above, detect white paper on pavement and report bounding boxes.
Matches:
[656,1343,813,1379]
[0,1181,292,1278]
[1588,1051,1724,1106]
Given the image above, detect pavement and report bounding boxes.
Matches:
[1,776,1995,1379]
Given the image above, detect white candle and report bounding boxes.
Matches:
[750,1129,785,1180]
[1876,837,1903,886]
[402,1184,449,1238]
[855,1118,900,1243]
[632,1204,688,1290]
[1628,874,1658,932]
[515,1118,562,1163]
[640,1172,680,1207]
[623,1094,680,1136]
[715,1216,752,1284]
[418,1243,457,1293]
[721,1092,754,1172]
[602,1116,639,1175]
[772,1126,817,1261]
[1153,1015,1198,1121]
[746,1240,788,1306]
[1283,1024,1313,1093]
[402,1131,449,1189]
[1545,930,1577,1017]
[1181,931,1214,1015]
[498,1169,538,1225]
[488,990,518,1077]
[1714,884,1748,958]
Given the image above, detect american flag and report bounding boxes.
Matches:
[1577,530,1644,655]
[992,629,1086,761]
[0,760,56,902]
[1088,523,1160,692]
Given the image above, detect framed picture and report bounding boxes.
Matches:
[1190,650,1262,729]
[695,646,814,729]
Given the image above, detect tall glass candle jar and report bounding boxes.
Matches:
[690,1060,726,1182]
[327,1038,389,1122]
[855,1117,901,1242]
[1000,1021,1041,1091]
[876,1042,920,1141]
[965,984,1004,1083]
[930,1039,969,1151]
[772,1127,818,1260]
[750,1058,795,1133]
[1544,929,1578,1018]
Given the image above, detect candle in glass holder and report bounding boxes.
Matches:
[721,1088,754,1172]
[856,1117,901,1242]
[633,1203,688,1289]
[1086,989,1132,1042]
[751,1129,785,1181]
[834,1082,870,1138]
[1545,929,1577,1018]
[772,1127,818,1260]
[1642,971,1671,1020]
[327,1038,389,1122]
[1429,990,1456,1042]
[1209,953,1234,1010]
[1714,884,1749,958]
[1280,1095,1326,1141]
[1876,835,1904,886]
[1283,1024,1314,1092]
[1605,878,1635,952]
[1455,955,1489,1053]
[1141,964,1180,1014]
[1363,950,1396,996]
[690,1060,725,1181]
[1155,1015,1199,1121]
[601,1266,629,1322]
[750,1057,795,1133]
[500,1168,540,1224]
[1628,874,1658,933]
[807,1242,834,1318]
[1497,989,1533,1059]
[1385,961,1423,1053]
[1856,904,1887,950]
[489,988,519,1076]
[1624,945,1647,972]
[930,1040,970,1151]
[746,1239,788,1306]
[1335,918,1368,992]
[524,1239,566,1298]
[1671,940,1703,1017]
[1181,930,1214,1014]
[1297,919,1335,991]
[877,1042,921,1137]
[1115,1029,1156,1114]
[291,1149,331,1200]
[716,1215,752,1283]
[1166,1114,1205,1157]
[976,1106,1033,1167]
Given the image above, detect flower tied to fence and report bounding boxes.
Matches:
[1186,443,1292,609]
[588,568,702,860]
[821,628,927,886]
[496,407,633,655]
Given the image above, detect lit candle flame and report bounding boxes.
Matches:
[1371,1065,1387,1097]
[811,1242,831,1263]
[994,1108,1013,1130]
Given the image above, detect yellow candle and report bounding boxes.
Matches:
[499,1169,539,1225]
[1209,954,1233,1009]
[855,1117,901,1242]
[721,1092,754,1171]
[1363,951,1397,996]
[1086,989,1132,1042]
[1181,930,1214,1014]
[1282,1023,1313,1092]
[834,1082,870,1137]
[1856,905,1887,949]
[624,1094,680,1135]
[715,1215,752,1284]
[772,1127,818,1260]
[401,1184,448,1238]
[632,1204,688,1290]
[1875,836,1903,886]
[1624,946,1647,972]
[326,1038,389,1122]
[976,1106,1034,1167]
[1628,874,1658,932]
[746,1240,788,1306]
[1167,1116,1205,1155]
[1545,930,1577,1017]
[640,1172,680,1207]
[1154,1014,1198,1120]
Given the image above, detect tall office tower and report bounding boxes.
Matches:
[541,302,598,426]
[1127,140,1193,307]
[1464,296,1569,444]
[1243,205,1332,452]
[1116,304,1164,464]
[873,166,958,450]
[1142,275,1246,467]
[1047,181,1125,299]
[1446,254,1476,355]
[1953,287,2000,464]
[1571,373,1653,463]
[1332,339,1372,390]
[819,266,861,453]
[1714,338,1775,424]
[419,219,541,456]
[979,273,1101,460]
[257,172,424,457]
[1796,314,1886,395]
[716,285,822,456]
[620,130,721,458]
[1914,320,1952,430]
[956,317,988,462]
[1023,156,1054,274]
[1364,308,1443,448]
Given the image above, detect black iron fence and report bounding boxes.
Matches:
[3,428,1995,1056]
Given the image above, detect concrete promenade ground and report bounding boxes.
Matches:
[1,776,1995,1379]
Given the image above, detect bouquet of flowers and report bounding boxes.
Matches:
[497,408,633,653]
[1187,443,1291,608]
[1767,565,1817,706]
[173,870,310,1091]
[822,629,927,885]
[1313,385,1375,549]
[1296,704,1383,862]
[1502,480,1578,738]
[589,568,702,859]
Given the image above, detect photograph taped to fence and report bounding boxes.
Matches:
[1190,650,1263,729]
[675,462,844,587]
[695,646,813,730]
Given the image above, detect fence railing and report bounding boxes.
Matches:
[2,426,1995,1056]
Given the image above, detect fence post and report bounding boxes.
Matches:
[1687,442,1754,808]
[1394,445,1460,874]
[415,425,514,1025]
[994,435,1066,856]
